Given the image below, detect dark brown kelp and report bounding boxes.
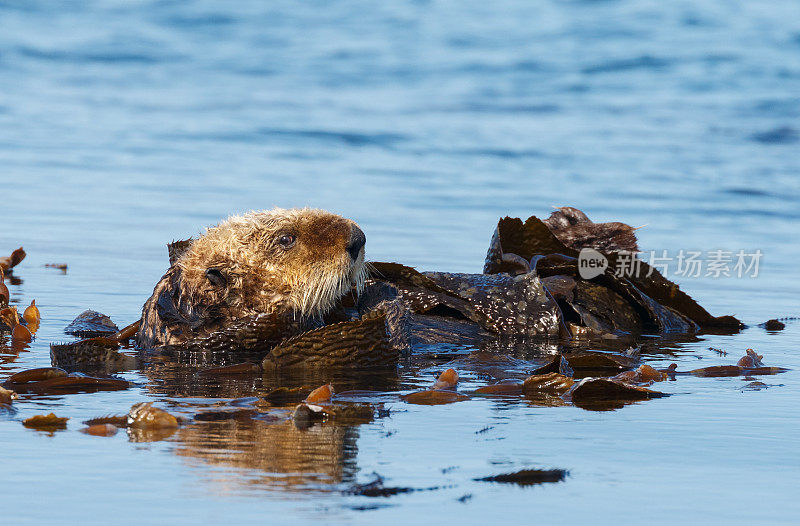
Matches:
[403,368,469,405]
[483,209,742,334]
[50,337,136,373]
[0,385,18,404]
[0,247,26,273]
[6,373,129,394]
[0,269,9,307]
[5,367,68,384]
[569,377,668,406]
[23,413,69,430]
[64,310,119,337]
[475,468,568,486]
[262,309,397,372]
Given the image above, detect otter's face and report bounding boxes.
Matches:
[178,208,367,320]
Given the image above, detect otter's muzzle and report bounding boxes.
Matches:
[346,226,366,261]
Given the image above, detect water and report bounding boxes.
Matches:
[1,0,799,523]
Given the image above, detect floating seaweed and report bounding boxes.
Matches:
[127,402,180,429]
[530,355,574,376]
[81,424,119,437]
[0,385,18,404]
[83,415,128,427]
[569,377,668,410]
[23,300,40,325]
[0,247,25,274]
[522,372,576,395]
[5,371,129,394]
[686,349,787,377]
[431,368,458,390]
[305,383,334,404]
[23,413,68,430]
[5,367,68,384]
[0,269,8,307]
[50,338,136,374]
[475,468,568,486]
[613,364,668,384]
[483,209,742,334]
[0,307,33,342]
[737,349,764,368]
[64,310,119,338]
[402,368,469,405]
[112,320,140,342]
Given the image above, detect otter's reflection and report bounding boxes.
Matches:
[139,359,395,491]
[172,418,360,489]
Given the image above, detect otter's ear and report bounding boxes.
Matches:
[168,238,194,266]
[205,268,227,287]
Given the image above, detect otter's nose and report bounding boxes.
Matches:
[346,226,366,261]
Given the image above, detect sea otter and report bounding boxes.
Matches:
[49,206,740,372]
[137,208,367,353]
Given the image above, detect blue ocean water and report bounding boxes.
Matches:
[1,1,799,524]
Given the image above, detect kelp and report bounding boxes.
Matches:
[291,385,375,428]
[0,247,25,273]
[369,262,561,338]
[683,349,787,378]
[613,364,668,384]
[262,308,397,372]
[562,351,638,376]
[475,468,568,486]
[737,349,764,368]
[0,306,33,341]
[305,383,334,404]
[530,355,574,376]
[64,309,119,337]
[761,319,786,331]
[6,372,129,394]
[522,372,576,396]
[23,300,40,325]
[569,377,668,409]
[23,413,68,430]
[83,415,129,427]
[402,390,469,405]
[113,320,140,342]
[402,368,469,405]
[5,367,68,384]
[0,385,17,404]
[156,300,399,371]
[0,269,8,307]
[50,337,136,373]
[80,423,119,437]
[483,209,742,333]
[127,402,180,429]
[473,381,524,395]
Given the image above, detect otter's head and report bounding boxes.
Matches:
[177,208,367,320]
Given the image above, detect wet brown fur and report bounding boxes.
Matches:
[138,208,366,349]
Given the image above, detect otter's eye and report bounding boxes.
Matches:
[277,234,296,249]
[205,268,227,287]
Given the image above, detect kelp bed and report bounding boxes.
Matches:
[0,212,795,516]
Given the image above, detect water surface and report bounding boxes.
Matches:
[1,1,799,524]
